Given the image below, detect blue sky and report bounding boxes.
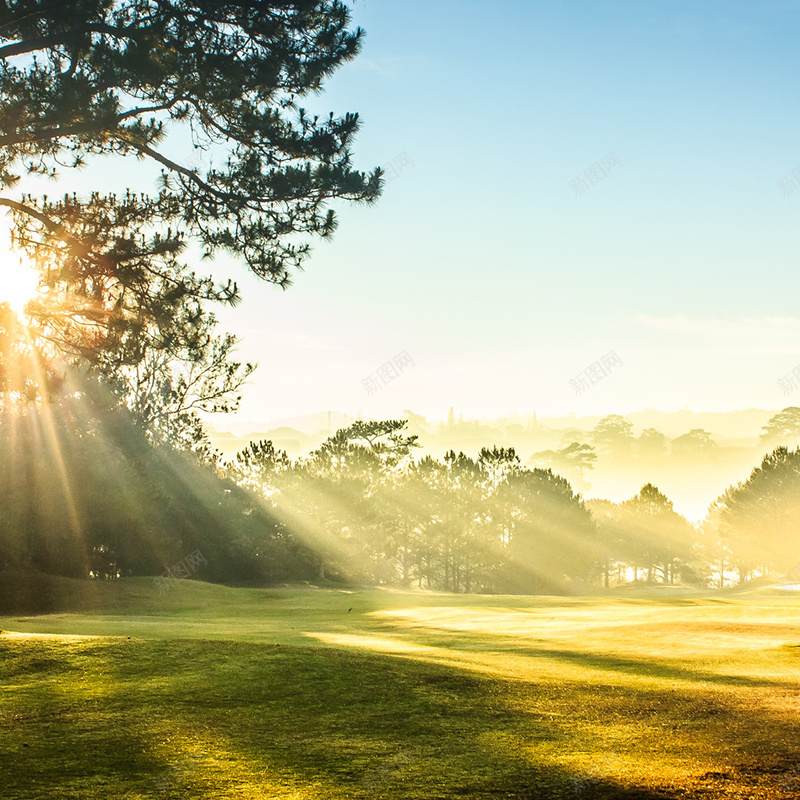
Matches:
[8,1,800,426]
[206,0,800,425]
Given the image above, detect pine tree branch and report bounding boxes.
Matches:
[0,99,185,148]
[0,22,137,60]
[114,134,233,203]
[0,197,62,233]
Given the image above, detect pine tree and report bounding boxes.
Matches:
[0,1,381,435]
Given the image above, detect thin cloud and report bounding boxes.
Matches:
[635,314,800,338]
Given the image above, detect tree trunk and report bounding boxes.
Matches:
[402,527,409,585]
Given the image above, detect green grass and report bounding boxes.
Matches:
[2,580,800,798]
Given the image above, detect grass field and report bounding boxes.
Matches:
[2,579,800,799]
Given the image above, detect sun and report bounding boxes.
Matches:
[0,213,41,315]
[0,250,39,314]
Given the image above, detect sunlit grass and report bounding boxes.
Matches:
[2,582,800,798]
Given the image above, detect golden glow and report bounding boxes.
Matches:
[0,249,39,314]
[0,215,39,314]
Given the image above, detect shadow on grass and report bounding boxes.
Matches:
[0,636,700,800]
[3,636,800,799]
[364,614,800,692]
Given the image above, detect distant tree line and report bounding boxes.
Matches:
[3,394,800,594]
[227,422,598,593]
[528,414,721,492]
[223,415,800,592]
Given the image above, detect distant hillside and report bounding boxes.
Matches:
[208,406,791,521]
[208,426,315,459]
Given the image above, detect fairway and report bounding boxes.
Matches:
[2,582,800,799]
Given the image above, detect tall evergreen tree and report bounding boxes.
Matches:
[761,408,800,448]
[0,1,380,434]
[715,447,800,582]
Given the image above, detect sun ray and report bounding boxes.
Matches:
[19,325,84,544]
[0,216,40,314]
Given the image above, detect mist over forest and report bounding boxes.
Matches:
[5,390,800,609]
[3,2,800,798]
[208,406,791,521]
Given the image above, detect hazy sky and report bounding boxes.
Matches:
[8,1,800,427]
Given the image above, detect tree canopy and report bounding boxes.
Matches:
[761,407,800,448]
[714,446,800,580]
[591,414,634,457]
[0,0,380,440]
